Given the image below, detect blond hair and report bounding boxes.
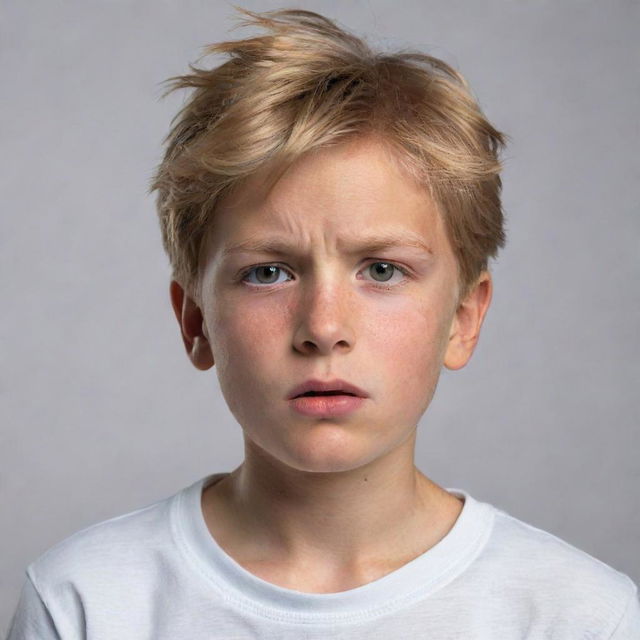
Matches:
[151,7,507,302]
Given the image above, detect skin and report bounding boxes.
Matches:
[170,135,493,593]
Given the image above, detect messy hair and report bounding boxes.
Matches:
[151,6,507,302]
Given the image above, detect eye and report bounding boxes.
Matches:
[239,261,409,288]
[240,264,293,286]
[361,261,408,286]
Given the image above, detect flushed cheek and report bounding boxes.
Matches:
[364,303,449,414]
[209,294,290,361]
[365,298,446,365]
[207,298,291,410]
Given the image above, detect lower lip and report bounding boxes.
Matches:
[289,395,366,418]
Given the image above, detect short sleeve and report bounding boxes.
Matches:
[6,575,61,640]
[608,581,640,639]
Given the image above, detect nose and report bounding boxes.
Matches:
[292,275,355,356]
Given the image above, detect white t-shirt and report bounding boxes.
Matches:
[8,473,640,639]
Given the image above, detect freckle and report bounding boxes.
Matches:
[364,477,368,482]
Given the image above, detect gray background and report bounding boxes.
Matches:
[1,0,638,631]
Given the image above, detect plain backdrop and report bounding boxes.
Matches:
[1,0,639,631]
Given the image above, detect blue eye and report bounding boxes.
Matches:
[240,261,409,288]
[366,262,401,283]
[241,265,293,286]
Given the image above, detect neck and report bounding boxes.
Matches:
[202,431,463,579]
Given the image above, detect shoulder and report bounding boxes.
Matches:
[26,490,177,598]
[478,501,638,636]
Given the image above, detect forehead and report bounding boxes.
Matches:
[205,136,451,257]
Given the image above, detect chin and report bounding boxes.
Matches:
[244,419,393,475]
[277,426,383,474]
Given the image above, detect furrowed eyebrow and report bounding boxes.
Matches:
[221,233,433,257]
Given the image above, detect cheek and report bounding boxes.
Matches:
[366,296,447,362]
[207,295,290,382]
[365,297,451,404]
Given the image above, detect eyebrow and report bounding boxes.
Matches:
[221,232,434,258]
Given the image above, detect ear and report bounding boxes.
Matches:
[169,280,214,371]
[443,271,493,371]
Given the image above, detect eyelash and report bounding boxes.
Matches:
[238,261,411,289]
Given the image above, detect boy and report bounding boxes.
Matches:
[8,7,639,638]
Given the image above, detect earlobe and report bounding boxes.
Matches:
[169,280,215,371]
[443,272,493,371]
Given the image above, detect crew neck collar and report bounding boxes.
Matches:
[171,473,495,623]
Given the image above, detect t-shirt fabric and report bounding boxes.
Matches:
[7,473,640,639]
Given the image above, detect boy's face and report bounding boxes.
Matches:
[172,136,491,474]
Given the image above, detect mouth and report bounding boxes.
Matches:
[288,391,366,418]
[296,390,357,398]
[287,378,369,400]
